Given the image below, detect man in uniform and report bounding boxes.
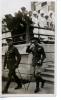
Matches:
[3,38,22,93]
[26,38,46,93]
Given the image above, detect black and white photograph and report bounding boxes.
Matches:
[1,0,55,95]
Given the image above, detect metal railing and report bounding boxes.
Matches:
[2,26,55,45]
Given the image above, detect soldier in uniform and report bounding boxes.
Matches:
[26,38,46,93]
[3,38,22,93]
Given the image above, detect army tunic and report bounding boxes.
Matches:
[4,46,21,70]
[3,45,21,92]
[26,44,46,75]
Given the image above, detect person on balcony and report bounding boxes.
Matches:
[48,11,55,31]
[44,13,49,29]
[32,11,38,38]
[38,10,46,27]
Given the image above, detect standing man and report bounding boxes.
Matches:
[26,38,46,93]
[48,11,55,30]
[44,14,49,28]
[3,38,22,93]
[32,11,38,38]
[38,10,45,28]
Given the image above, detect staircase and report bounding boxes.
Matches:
[41,63,54,84]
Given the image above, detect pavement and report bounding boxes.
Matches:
[2,81,54,94]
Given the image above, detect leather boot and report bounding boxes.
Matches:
[41,80,46,88]
[15,84,22,89]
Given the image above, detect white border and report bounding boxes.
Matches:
[0,0,57,98]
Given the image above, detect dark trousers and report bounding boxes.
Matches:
[4,69,21,91]
[35,73,44,89]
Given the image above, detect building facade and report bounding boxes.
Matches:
[31,1,55,13]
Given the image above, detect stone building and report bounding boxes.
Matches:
[31,1,55,13]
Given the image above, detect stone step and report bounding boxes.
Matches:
[44,67,54,73]
[42,76,54,84]
[41,71,54,78]
[48,64,54,67]
[30,76,54,84]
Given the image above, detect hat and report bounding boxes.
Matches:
[21,7,26,10]
[33,11,38,15]
[49,10,54,16]
[31,37,40,43]
[6,38,12,42]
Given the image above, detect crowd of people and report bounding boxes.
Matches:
[31,9,55,38]
[32,10,55,30]
[16,6,55,41]
[3,6,55,43]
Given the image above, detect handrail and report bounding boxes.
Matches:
[32,26,55,31]
[2,33,25,40]
[2,33,54,40]
[2,26,55,34]
[2,26,55,45]
[33,33,55,37]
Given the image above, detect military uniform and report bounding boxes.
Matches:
[3,39,22,93]
[26,39,46,93]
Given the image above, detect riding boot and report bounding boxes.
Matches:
[34,81,40,93]
[41,78,46,88]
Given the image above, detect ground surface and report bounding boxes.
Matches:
[2,81,54,94]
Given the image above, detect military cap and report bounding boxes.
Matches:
[31,37,40,43]
[6,38,13,42]
[33,11,38,15]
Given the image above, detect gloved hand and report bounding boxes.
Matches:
[37,60,43,66]
[30,43,35,49]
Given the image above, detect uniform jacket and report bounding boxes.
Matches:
[4,45,21,70]
[26,43,46,67]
